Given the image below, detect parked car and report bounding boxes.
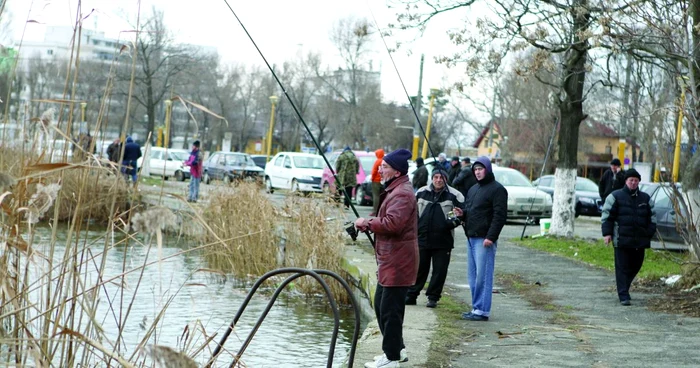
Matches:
[492,166,552,223]
[250,154,269,169]
[532,175,602,217]
[137,147,191,181]
[320,150,377,203]
[264,152,325,193]
[640,182,688,244]
[202,151,264,184]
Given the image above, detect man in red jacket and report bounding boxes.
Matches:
[355,148,418,368]
[370,148,385,215]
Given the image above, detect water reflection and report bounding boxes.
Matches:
[33,226,362,367]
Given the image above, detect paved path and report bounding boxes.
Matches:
[445,229,700,367]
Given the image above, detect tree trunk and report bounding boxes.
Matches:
[549,0,590,237]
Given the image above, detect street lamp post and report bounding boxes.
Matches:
[266,95,279,161]
[421,88,440,159]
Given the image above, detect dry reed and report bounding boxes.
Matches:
[201,182,350,302]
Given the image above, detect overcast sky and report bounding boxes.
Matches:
[7,0,490,126]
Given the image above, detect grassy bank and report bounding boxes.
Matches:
[513,236,684,280]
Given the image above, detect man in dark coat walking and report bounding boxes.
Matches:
[407,169,464,308]
[599,158,625,202]
[411,157,428,191]
[452,157,477,199]
[601,168,656,306]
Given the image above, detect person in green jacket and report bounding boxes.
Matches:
[335,146,359,208]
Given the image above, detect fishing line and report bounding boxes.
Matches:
[520,115,560,240]
[220,0,371,234]
[366,2,438,164]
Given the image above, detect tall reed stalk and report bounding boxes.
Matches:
[201,183,349,303]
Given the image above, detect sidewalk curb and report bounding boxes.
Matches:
[342,244,437,367]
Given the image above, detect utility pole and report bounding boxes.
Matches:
[487,88,497,158]
[412,54,424,161]
[619,55,633,168]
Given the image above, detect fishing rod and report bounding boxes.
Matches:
[366,5,440,166]
[220,0,372,245]
[520,114,560,240]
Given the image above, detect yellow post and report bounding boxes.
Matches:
[412,135,420,161]
[672,79,686,182]
[617,138,626,169]
[266,95,279,161]
[156,127,163,147]
[421,88,439,159]
[653,162,660,183]
[80,102,87,126]
[164,100,172,148]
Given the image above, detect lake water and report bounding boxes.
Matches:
[23,226,363,367]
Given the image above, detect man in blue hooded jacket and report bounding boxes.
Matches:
[122,136,142,184]
[459,156,508,321]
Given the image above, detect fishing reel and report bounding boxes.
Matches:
[344,222,359,241]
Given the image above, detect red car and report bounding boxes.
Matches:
[320,150,378,204]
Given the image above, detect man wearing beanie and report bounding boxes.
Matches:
[407,168,464,309]
[601,168,656,306]
[184,140,203,202]
[460,156,507,322]
[599,158,625,202]
[355,148,417,368]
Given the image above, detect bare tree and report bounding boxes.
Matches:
[117,8,203,139]
[391,0,653,237]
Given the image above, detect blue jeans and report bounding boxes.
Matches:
[121,160,138,183]
[189,177,201,201]
[467,237,497,317]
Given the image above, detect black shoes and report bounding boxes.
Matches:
[461,312,489,321]
[620,299,631,306]
[405,297,417,305]
[426,300,437,308]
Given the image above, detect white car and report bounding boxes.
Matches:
[137,147,191,181]
[264,152,325,193]
[492,166,552,223]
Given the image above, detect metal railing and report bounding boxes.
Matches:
[205,268,362,368]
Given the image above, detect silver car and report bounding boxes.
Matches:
[493,166,553,223]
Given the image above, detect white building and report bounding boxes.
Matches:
[17,26,123,68]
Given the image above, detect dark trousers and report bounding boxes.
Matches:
[614,247,646,301]
[338,186,353,207]
[407,248,452,301]
[371,182,382,215]
[374,284,408,361]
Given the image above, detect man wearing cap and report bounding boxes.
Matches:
[355,148,418,368]
[599,158,625,202]
[460,156,508,322]
[447,156,461,183]
[452,157,476,199]
[601,168,656,306]
[184,140,203,202]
